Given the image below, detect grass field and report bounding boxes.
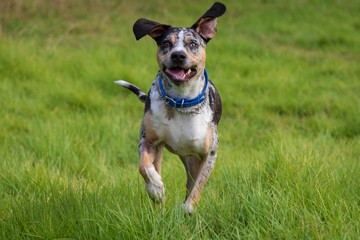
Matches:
[1,0,360,239]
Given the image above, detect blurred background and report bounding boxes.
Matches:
[1,0,360,238]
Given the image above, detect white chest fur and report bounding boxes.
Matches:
[148,86,213,157]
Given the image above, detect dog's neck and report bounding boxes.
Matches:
[160,69,206,99]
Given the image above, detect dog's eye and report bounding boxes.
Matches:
[163,41,172,48]
[189,42,198,48]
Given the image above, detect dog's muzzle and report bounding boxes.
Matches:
[164,51,197,84]
[171,51,186,64]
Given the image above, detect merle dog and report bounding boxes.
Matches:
[116,2,226,214]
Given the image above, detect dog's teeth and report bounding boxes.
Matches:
[181,71,186,79]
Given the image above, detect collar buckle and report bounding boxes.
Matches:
[165,96,177,107]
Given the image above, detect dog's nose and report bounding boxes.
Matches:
[171,51,187,63]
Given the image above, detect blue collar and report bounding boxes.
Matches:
[159,69,209,108]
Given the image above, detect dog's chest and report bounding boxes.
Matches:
[149,93,212,156]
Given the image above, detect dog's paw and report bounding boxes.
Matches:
[145,167,165,202]
[180,202,194,215]
[145,182,165,202]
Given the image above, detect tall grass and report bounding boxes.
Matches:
[1,0,360,239]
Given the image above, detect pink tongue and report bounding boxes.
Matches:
[165,68,185,79]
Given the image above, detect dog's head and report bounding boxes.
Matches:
[133,2,226,86]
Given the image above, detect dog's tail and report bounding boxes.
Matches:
[114,80,147,103]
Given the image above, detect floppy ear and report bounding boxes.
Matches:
[133,18,171,42]
[191,2,226,42]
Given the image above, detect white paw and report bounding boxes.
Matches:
[145,167,165,202]
[181,202,194,215]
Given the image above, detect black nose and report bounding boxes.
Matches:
[171,51,187,63]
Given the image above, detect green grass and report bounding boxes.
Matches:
[1,0,360,238]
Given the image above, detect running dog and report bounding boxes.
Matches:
[116,2,226,214]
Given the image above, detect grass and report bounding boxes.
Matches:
[1,0,360,238]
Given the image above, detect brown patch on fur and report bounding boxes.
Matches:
[169,35,176,44]
[139,141,156,183]
[148,25,169,39]
[202,125,213,155]
[139,136,164,182]
[157,47,170,68]
[181,156,201,199]
[185,165,206,209]
[143,111,159,143]
[157,48,165,67]
[153,145,164,174]
[184,154,216,211]
[184,46,206,80]
[184,35,192,44]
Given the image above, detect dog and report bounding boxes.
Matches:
[115,2,226,214]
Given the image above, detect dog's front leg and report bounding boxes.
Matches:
[181,152,217,214]
[139,138,165,202]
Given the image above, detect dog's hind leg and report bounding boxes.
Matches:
[139,139,165,202]
[180,156,201,200]
[180,153,217,214]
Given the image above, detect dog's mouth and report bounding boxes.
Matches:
[164,67,197,84]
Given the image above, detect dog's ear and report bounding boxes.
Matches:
[133,18,171,42]
[191,2,226,42]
